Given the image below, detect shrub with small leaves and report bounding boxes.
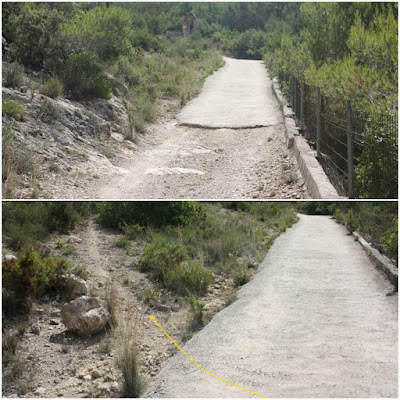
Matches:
[2,248,70,315]
[41,77,63,99]
[3,61,25,88]
[234,268,250,287]
[2,101,24,121]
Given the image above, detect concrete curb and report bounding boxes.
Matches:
[353,231,398,288]
[271,78,343,199]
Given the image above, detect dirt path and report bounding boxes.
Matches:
[2,219,237,398]
[82,59,304,199]
[144,214,398,398]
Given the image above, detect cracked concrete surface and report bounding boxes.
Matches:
[177,57,280,129]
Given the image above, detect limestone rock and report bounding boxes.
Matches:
[91,370,102,379]
[103,73,129,97]
[67,235,82,244]
[61,296,110,338]
[2,254,17,263]
[34,387,46,396]
[31,323,42,335]
[57,274,88,299]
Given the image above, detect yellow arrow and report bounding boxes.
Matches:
[150,315,267,398]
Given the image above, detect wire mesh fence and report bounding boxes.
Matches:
[279,75,398,198]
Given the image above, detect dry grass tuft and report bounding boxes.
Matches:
[117,308,144,397]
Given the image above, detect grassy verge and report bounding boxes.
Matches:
[98,202,299,328]
[114,38,224,140]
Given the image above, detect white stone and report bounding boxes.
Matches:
[61,296,110,338]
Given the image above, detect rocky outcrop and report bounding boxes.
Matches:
[61,296,110,338]
[103,72,129,97]
[2,85,135,198]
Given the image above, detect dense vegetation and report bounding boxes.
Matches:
[2,2,223,129]
[2,201,298,312]
[4,2,396,111]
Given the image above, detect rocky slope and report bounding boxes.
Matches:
[2,85,138,199]
[2,219,237,398]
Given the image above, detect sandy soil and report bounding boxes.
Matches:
[144,214,398,398]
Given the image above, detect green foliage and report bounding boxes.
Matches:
[2,101,24,121]
[380,220,398,263]
[328,202,397,261]
[59,4,133,62]
[355,121,398,199]
[2,202,90,250]
[233,268,250,287]
[187,295,206,331]
[121,223,144,240]
[97,202,197,229]
[265,3,397,111]
[41,77,63,99]
[2,249,70,315]
[297,202,337,216]
[228,29,268,60]
[55,52,110,100]
[7,3,75,69]
[3,61,25,88]
[139,234,212,296]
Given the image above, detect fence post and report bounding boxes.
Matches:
[347,99,354,198]
[290,76,293,105]
[316,87,321,158]
[300,82,304,125]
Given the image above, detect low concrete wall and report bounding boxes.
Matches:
[353,231,398,288]
[272,78,343,199]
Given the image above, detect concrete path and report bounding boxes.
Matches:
[144,215,398,398]
[177,57,280,128]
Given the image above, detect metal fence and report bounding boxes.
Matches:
[281,74,398,198]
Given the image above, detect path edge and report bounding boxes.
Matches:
[271,77,344,199]
[353,231,398,288]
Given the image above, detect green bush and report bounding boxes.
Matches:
[228,29,268,59]
[2,202,90,250]
[121,223,144,240]
[355,123,398,199]
[90,77,112,100]
[187,296,206,331]
[234,268,250,287]
[2,101,24,121]
[2,249,70,315]
[164,261,212,296]
[380,221,398,263]
[3,61,25,88]
[56,52,111,100]
[97,202,197,230]
[41,77,63,99]
[139,234,211,296]
[116,56,144,87]
[140,235,189,279]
